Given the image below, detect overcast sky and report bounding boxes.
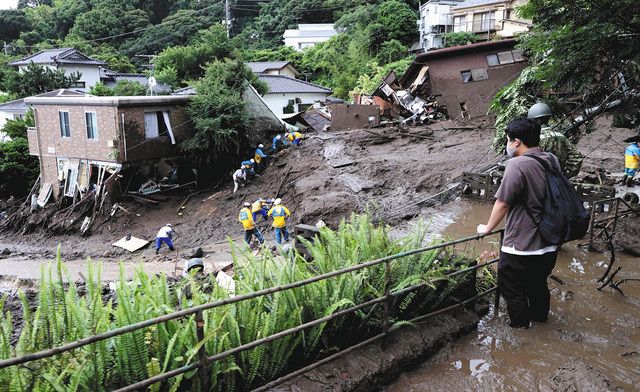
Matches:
[0,0,18,9]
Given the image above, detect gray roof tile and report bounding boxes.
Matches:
[246,61,291,73]
[259,75,331,94]
[10,48,105,66]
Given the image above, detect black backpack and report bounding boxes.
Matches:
[524,154,590,245]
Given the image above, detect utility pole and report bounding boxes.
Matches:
[225,0,231,38]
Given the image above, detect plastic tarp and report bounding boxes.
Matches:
[162,111,176,145]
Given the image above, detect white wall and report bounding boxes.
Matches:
[284,36,334,52]
[262,92,330,117]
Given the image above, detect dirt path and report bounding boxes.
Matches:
[385,202,640,391]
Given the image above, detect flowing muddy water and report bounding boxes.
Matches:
[386,201,640,391]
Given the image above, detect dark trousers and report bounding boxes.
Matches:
[498,251,558,328]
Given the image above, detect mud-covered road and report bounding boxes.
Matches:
[386,202,640,392]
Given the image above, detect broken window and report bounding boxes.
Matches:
[461,68,488,83]
[59,111,70,138]
[471,68,488,81]
[85,112,98,140]
[144,111,169,139]
[486,54,500,66]
[498,51,515,64]
[487,50,527,66]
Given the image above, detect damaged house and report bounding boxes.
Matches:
[396,38,527,119]
[25,93,193,204]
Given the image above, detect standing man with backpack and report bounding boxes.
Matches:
[477,117,588,329]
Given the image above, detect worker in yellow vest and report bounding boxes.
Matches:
[239,202,265,245]
[267,198,291,244]
[254,144,268,172]
[285,131,303,146]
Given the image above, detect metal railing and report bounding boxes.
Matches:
[0,230,504,391]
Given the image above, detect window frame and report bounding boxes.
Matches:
[84,111,98,140]
[59,110,71,138]
[453,15,466,32]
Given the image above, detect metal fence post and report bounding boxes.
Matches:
[195,310,210,392]
[494,230,503,311]
[382,260,392,336]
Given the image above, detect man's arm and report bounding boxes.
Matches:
[477,199,509,235]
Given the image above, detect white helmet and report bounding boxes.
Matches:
[166,223,172,228]
[243,202,251,207]
[250,159,255,163]
[274,198,282,205]
[276,135,281,140]
[258,144,264,148]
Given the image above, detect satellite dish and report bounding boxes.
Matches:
[148,76,157,87]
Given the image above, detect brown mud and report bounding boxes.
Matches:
[384,202,640,392]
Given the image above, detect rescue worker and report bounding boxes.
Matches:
[623,136,640,187]
[239,202,265,245]
[267,198,291,244]
[232,167,246,193]
[155,223,175,254]
[241,159,257,177]
[180,258,215,307]
[272,134,287,152]
[285,131,303,146]
[528,102,584,178]
[254,144,268,173]
[251,198,268,222]
[185,257,205,277]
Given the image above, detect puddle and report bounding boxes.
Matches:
[385,201,640,392]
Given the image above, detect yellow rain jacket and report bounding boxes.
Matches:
[267,205,290,228]
[286,132,302,142]
[251,200,264,213]
[239,207,256,230]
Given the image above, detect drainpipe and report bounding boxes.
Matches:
[121,113,128,162]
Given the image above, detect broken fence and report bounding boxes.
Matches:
[0,230,504,391]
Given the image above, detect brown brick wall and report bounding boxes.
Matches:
[117,105,191,162]
[32,105,119,162]
[425,49,526,119]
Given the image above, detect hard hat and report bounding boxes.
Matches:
[258,144,264,148]
[243,202,251,207]
[527,102,553,119]
[166,223,172,228]
[274,198,282,205]
[250,159,255,163]
[187,258,204,272]
[276,135,281,140]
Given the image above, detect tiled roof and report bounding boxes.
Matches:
[9,48,106,67]
[172,86,196,96]
[0,98,27,112]
[246,61,291,73]
[259,75,332,94]
[453,0,505,9]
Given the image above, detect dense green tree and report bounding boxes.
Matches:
[89,80,148,96]
[183,60,266,169]
[122,9,219,58]
[4,63,81,98]
[0,10,31,42]
[52,0,89,38]
[442,31,478,47]
[87,45,137,73]
[153,25,233,84]
[67,7,150,44]
[20,4,56,44]
[0,138,39,198]
[375,0,418,45]
[377,39,409,63]
[0,118,29,139]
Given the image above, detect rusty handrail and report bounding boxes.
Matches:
[0,230,504,391]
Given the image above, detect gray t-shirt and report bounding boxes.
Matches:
[494,147,560,253]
